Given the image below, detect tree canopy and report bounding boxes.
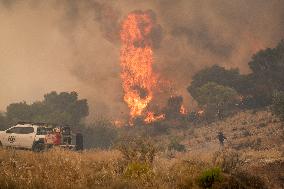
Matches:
[194,82,239,121]
[246,40,284,106]
[6,91,89,127]
[187,65,245,100]
[249,40,284,74]
[188,40,284,109]
[0,113,8,130]
[195,82,238,107]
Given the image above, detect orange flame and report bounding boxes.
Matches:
[197,110,204,116]
[120,11,156,120]
[144,112,165,124]
[180,105,187,115]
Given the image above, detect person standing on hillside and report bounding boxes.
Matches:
[217,132,227,146]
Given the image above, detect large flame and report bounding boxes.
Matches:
[120,11,156,120]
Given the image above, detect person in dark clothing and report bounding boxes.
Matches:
[217,132,227,146]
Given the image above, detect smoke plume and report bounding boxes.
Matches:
[0,0,283,121]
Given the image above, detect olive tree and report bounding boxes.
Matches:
[195,82,239,120]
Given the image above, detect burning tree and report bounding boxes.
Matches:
[164,96,184,120]
[120,10,189,125]
[120,10,161,123]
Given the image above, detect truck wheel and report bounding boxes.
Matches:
[32,142,44,152]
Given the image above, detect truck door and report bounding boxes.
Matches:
[16,127,35,149]
[2,127,19,147]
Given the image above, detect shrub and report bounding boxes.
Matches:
[145,121,170,136]
[230,171,268,189]
[212,150,243,173]
[168,138,186,152]
[272,91,284,121]
[83,118,118,149]
[165,160,206,189]
[124,162,154,182]
[116,137,156,164]
[197,167,222,189]
[218,171,268,189]
[231,138,262,150]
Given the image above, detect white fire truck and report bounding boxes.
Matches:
[0,122,83,152]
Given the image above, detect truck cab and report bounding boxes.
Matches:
[0,123,47,151]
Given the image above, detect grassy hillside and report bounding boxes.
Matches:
[0,110,283,189]
[181,110,283,153]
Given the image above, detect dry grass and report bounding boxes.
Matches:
[0,148,282,189]
[0,110,283,189]
[0,148,207,189]
[0,148,125,189]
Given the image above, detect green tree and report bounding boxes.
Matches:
[249,40,284,75]
[195,82,239,120]
[197,167,222,189]
[0,112,8,130]
[42,91,89,125]
[6,102,32,124]
[6,91,89,127]
[188,65,245,100]
[271,91,284,121]
[196,82,238,106]
[247,40,284,106]
[168,137,186,152]
[188,40,284,109]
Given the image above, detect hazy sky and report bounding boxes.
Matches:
[0,0,283,120]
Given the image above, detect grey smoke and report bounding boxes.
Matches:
[0,0,283,121]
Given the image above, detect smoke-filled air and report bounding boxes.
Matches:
[1,0,283,121]
[0,1,284,188]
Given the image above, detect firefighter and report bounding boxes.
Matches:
[217,132,227,146]
[53,128,61,145]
